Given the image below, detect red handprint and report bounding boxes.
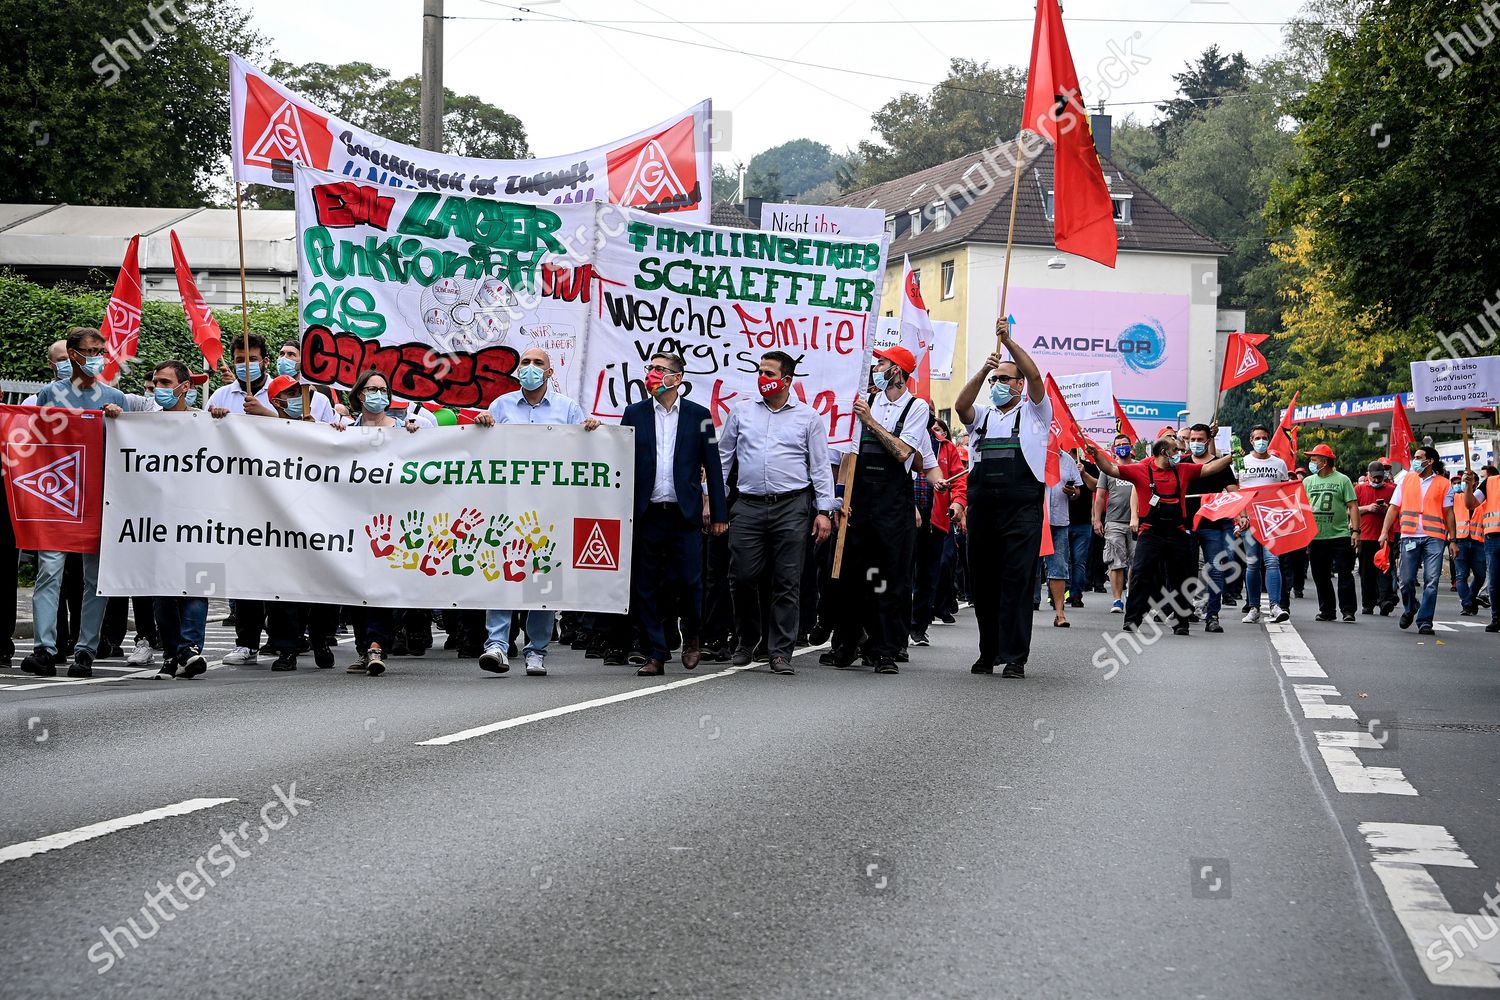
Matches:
[501,537,529,582]
[364,514,396,559]
[451,506,485,541]
[419,536,453,577]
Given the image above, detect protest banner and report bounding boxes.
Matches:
[874,317,957,380]
[1409,355,1500,410]
[0,405,105,553]
[98,413,634,612]
[293,164,596,408]
[1050,370,1113,440]
[760,202,886,239]
[583,205,890,446]
[231,54,714,222]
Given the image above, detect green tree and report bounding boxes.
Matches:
[1153,45,1250,153]
[0,0,269,207]
[855,58,1027,186]
[745,139,839,201]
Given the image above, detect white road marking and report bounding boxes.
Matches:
[1360,823,1500,988]
[1314,731,1418,795]
[1265,622,1328,677]
[1,666,161,691]
[1294,683,1357,720]
[0,797,237,866]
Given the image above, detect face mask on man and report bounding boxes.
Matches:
[517,365,546,392]
[153,387,184,409]
[990,383,1015,408]
[1309,459,1323,475]
[281,396,304,420]
[1114,444,1133,459]
[1189,441,1207,457]
[1251,438,1270,454]
[54,360,72,380]
[758,374,786,397]
[872,369,890,393]
[81,355,106,378]
[1169,453,1182,466]
[235,361,262,384]
[276,357,298,377]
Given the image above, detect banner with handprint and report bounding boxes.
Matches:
[97,412,633,612]
[293,163,597,411]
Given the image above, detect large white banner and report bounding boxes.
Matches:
[231,54,713,222]
[583,205,889,446]
[99,413,634,612]
[1409,355,1500,411]
[874,316,958,380]
[760,202,886,239]
[294,163,596,409]
[1051,369,1114,439]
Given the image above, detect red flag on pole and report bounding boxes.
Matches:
[1269,391,1300,470]
[100,236,142,383]
[1043,373,1087,452]
[0,404,105,552]
[1193,491,1250,528]
[1220,332,1269,392]
[1020,0,1118,268]
[169,231,224,370]
[1112,396,1139,443]
[1240,480,1318,556]
[1388,394,1415,470]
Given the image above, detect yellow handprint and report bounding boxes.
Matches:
[479,550,501,582]
[515,510,555,551]
[429,511,452,541]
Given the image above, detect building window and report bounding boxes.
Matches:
[1112,196,1133,224]
[885,309,893,317]
[909,208,923,237]
[931,201,950,230]
[941,260,955,299]
[1043,191,1054,221]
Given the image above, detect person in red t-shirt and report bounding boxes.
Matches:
[1355,459,1398,615]
[911,417,969,643]
[1087,433,1235,636]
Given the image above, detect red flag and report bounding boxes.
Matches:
[0,404,105,552]
[100,236,142,383]
[1112,396,1139,443]
[415,400,485,426]
[1240,480,1318,556]
[1388,395,1415,470]
[1193,491,1250,528]
[1220,333,1269,392]
[1269,391,1300,470]
[1043,373,1087,452]
[1021,0,1118,268]
[169,231,225,370]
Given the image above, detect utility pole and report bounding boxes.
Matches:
[420,0,444,151]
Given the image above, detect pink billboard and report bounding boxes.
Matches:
[1002,288,1190,423]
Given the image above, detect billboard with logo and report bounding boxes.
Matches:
[1002,288,1189,425]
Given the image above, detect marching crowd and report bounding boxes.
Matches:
[7,321,1499,686]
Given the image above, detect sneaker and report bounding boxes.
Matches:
[1314,614,1335,622]
[366,643,386,677]
[21,648,57,676]
[223,646,258,666]
[1342,613,1356,623]
[258,642,276,656]
[313,646,334,669]
[911,632,930,647]
[524,651,546,676]
[271,652,297,672]
[1460,606,1478,617]
[1270,605,1290,624]
[1204,617,1223,634]
[1417,623,1435,636]
[126,638,156,666]
[1110,599,1124,614]
[769,656,796,675]
[1000,663,1025,679]
[602,649,629,666]
[1188,613,1201,623]
[1399,611,1415,629]
[627,650,648,666]
[154,659,178,679]
[1172,624,1191,636]
[970,659,994,675]
[1242,607,1262,624]
[937,614,957,625]
[479,645,510,674]
[68,651,94,678]
[347,655,368,674]
[730,648,753,667]
[180,647,208,678]
[876,659,899,674]
[1485,620,1499,632]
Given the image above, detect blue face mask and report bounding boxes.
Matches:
[363,391,390,414]
[184,387,198,408]
[990,383,1015,408]
[1114,445,1133,459]
[1252,438,1269,454]
[153,387,183,409]
[872,369,890,392]
[235,362,262,384]
[517,365,546,392]
[1308,459,1323,475]
[54,360,73,381]
[1189,441,1207,457]
[1169,453,1182,466]
[82,355,106,378]
[276,357,298,377]
[281,396,303,420]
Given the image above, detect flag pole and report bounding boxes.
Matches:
[997,132,1026,345]
[830,453,857,579]
[234,181,252,395]
[1461,408,1472,473]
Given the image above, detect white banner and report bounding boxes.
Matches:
[1409,355,1500,411]
[583,205,889,446]
[231,54,713,222]
[99,413,634,612]
[874,317,958,380]
[760,202,887,239]
[294,163,596,409]
[1052,370,1114,442]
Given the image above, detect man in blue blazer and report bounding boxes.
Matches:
[621,350,729,675]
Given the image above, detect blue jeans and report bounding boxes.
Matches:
[1487,535,1500,624]
[1242,533,1283,608]
[1455,538,1485,609]
[485,609,555,657]
[33,550,105,657]
[1193,523,1232,617]
[1067,523,1092,597]
[1398,535,1446,626]
[155,597,208,662]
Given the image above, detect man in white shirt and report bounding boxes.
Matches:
[953,317,1051,678]
[207,333,338,423]
[1235,423,1291,624]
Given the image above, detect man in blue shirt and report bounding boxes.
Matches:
[21,327,126,678]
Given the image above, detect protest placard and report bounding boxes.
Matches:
[760,202,887,239]
[1409,355,1500,410]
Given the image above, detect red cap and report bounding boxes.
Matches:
[265,375,300,399]
[873,346,917,374]
[1305,443,1336,460]
[1156,426,1177,439]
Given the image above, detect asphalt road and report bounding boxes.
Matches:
[2,591,1497,999]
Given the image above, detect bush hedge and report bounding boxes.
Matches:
[0,272,301,395]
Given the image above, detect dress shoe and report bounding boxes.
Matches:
[769,656,796,675]
[1000,663,1025,679]
[970,659,993,674]
[681,643,701,670]
[637,658,665,676]
[730,648,753,667]
[603,650,629,667]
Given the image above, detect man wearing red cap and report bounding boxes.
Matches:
[1302,443,1360,622]
[822,344,936,673]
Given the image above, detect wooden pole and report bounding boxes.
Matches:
[997,132,1026,340]
[234,182,252,395]
[1461,408,1472,473]
[830,453,858,579]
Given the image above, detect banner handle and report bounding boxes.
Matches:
[1461,408,1471,473]
[830,452,857,579]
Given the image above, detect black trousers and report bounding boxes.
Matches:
[701,531,734,649]
[0,484,15,663]
[1283,548,1309,595]
[268,602,338,654]
[830,463,916,662]
[911,522,947,632]
[630,505,704,661]
[1124,527,1196,627]
[235,600,267,649]
[728,491,814,660]
[969,486,1044,667]
[349,606,397,655]
[103,596,157,649]
[1358,539,1395,611]
[1309,537,1358,618]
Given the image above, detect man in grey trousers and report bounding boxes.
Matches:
[717,351,837,675]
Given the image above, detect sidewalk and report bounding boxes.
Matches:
[12,587,234,640]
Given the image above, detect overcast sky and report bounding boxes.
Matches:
[251,0,1310,167]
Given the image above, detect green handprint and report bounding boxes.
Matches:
[530,537,558,574]
[452,534,482,577]
[515,510,554,550]
[400,510,427,550]
[483,513,514,547]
